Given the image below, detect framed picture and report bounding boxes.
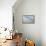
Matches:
[22,15,35,24]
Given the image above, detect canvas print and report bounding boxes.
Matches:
[22,15,35,24]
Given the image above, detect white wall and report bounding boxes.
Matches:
[0,0,16,30]
[13,0,41,46]
[41,0,46,46]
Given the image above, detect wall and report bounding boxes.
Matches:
[41,0,46,46]
[13,0,41,46]
[0,0,16,30]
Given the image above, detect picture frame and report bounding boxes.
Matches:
[22,15,35,24]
